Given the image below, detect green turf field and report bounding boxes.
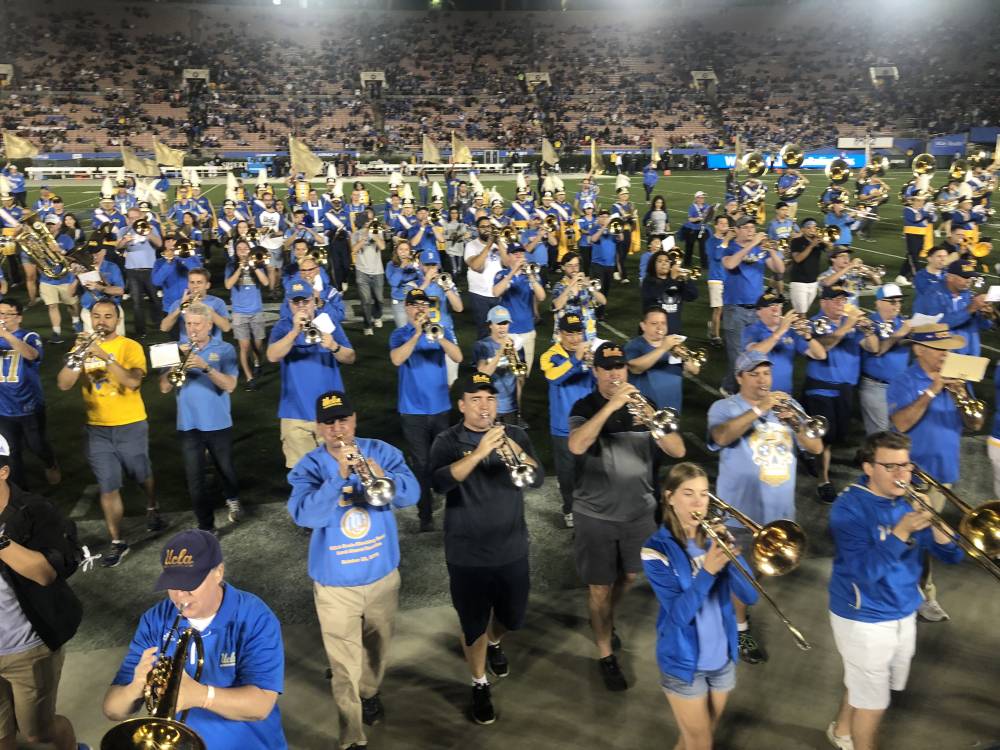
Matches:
[9,170,996,522]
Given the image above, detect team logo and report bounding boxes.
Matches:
[341,507,371,540]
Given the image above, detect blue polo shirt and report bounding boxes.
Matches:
[539,342,595,436]
[767,218,799,241]
[472,336,523,414]
[172,340,239,432]
[80,260,125,310]
[121,227,159,269]
[722,244,767,305]
[741,321,810,394]
[111,585,286,750]
[576,216,597,248]
[705,233,729,283]
[805,314,864,386]
[590,234,616,266]
[860,314,909,382]
[493,269,537,334]
[824,212,853,246]
[0,330,44,416]
[390,323,456,415]
[168,294,229,345]
[385,261,422,302]
[913,268,944,296]
[887,363,963,483]
[268,317,352,420]
[623,336,683,412]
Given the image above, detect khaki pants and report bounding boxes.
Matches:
[280,418,319,469]
[0,644,64,739]
[314,569,400,749]
[921,484,949,601]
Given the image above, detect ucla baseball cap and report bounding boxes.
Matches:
[154,530,223,591]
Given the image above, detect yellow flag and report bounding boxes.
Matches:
[590,139,604,175]
[651,138,661,163]
[121,147,160,177]
[2,131,39,159]
[541,138,559,166]
[288,135,324,177]
[152,137,186,167]
[422,134,442,164]
[451,132,472,164]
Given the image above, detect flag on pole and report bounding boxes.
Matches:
[2,131,39,159]
[451,132,472,164]
[864,133,871,170]
[590,139,603,174]
[288,135,324,177]
[121,147,159,177]
[734,134,742,170]
[152,137,186,167]
[651,138,661,163]
[541,138,559,166]
[422,134,442,164]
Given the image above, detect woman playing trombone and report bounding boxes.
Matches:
[641,462,758,750]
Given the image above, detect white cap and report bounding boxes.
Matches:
[876,283,903,300]
[694,191,706,197]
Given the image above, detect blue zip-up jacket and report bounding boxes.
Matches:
[829,479,963,623]
[913,283,992,356]
[641,525,759,684]
[287,440,419,587]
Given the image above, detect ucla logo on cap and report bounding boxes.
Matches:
[566,314,581,324]
[472,373,491,385]
[322,394,343,409]
[163,548,195,568]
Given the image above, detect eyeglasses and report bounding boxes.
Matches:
[290,299,311,306]
[875,461,914,473]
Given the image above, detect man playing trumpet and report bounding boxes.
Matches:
[742,291,826,395]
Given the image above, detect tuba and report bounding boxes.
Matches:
[100,611,207,750]
[779,143,805,169]
[912,153,936,177]
[10,213,73,278]
[825,158,852,184]
[741,151,769,178]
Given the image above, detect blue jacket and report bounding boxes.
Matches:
[287,440,419,587]
[641,525,759,684]
[913,283,991,356]
[829,479,963,623]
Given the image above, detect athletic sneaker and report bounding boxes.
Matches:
[146,511,167,533]
[598,654,628,691]
[47,335,64,345]
[373,318,383,328]
[563,512,574,529]
[917,598,950,622]
[738,630,768,664]
[486,644,509,678]
[817,483,838,504]
[363,327,374,336]
[613,271,622,281]
[894,275,912,287]
[361,693,385,726]
[101,541,130,568]
[826,721,854,749]
[226,498,244,523]
[471,683,496,724]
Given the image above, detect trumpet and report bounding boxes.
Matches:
[175,239,196,259]
[428,208,441,224]
[854,263,886,284]
[789,315,815,338]
[502,338,527,378]
[895,476,1000,583]
[249,247,269,268]
[368,217,386,237]
[436,272,455,291]
[608,217,625,234]
[523,262,542,282]
[670,343,707,367]
[339,439,395,506]
[416,312,444,342]
[770,391,828,439]
[666,250,702,280]
[620,387,678,439]
[167,343,199,388]
[66,331,105,371]
[132,218,152,236]
[489,419,537,488]
[178,293,202,315]
[100,608,207,750]
[810,316,835,336]
[693,493,811,650]
[296,314,323,345]
[544,215,559,233]
[944,381,986,420]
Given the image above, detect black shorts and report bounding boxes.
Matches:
[447,556,530,646]
[573,512,657,586]
[802,378,854,446]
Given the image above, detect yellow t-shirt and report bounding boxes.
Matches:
[80,336,148,426]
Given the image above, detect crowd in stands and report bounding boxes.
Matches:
[1,0,998,156]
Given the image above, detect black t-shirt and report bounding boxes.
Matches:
[640,276,698,334]
[568,391,657,522]
[788,236,825,283]
[429,423,544,567]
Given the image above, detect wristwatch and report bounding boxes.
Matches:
[0,531,10,552]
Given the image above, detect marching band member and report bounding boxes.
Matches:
[91,191,127,237]
[776,167,807,218]
[705,214,732,346]
[574,173,600,215]
[913,259,992,357]
[288,391,419,750]
[116,207,162,339]
[159,303,242,533]
[111,179,136,216]
[76,238,126,335]
[520,214,555,281]
[568,343,685,691]
[643,195,671,245]
[541,314,595,528]
[742,291,826,394]
[805,286,879,503]
[626,306,700,414]
[641,462,759,750]
[429,372,544,725]
[389,288,463,532]
[1,178,32,305]
[256,196,288,287]
[474,306,527,425]
[443,205,471,277]
[324,190,354,293]
[386,241,422,329]
[887,324,981,624]
[151,233,201,321]
[506,181,535,229]
[351,209,388,336]
[0,441,85,750]
[818,247,864,308]
[266,290,356,470]
[895,193,936,286]
[407,206,442,258]
[298,188,330,228]
[56,300,163,567]
[681,191,710,269]
[0,163,27,207]
[824,197,856,248]
[640,250,699,334]
[418,248,463,384]
[587,209,621,302]
[0,300,60,489]
[708,350,823,664]
[912,245,951,295]
[160,268,232,345]
[853,171,887,241]
[31,184,55,216]
[492,245,545,375]
[224,239,270,390]
[786,218,826,314]
[551,252,605,341]
[166,183,205,227]
[35,214,80,344]
[610,182,637,284]
[575,202,597,273]
[103,529,288,749]
[766,201,800,247]
[465,216,511,338]
[720,216,785,394]
[826,431,963,750]
[858,284,912,435]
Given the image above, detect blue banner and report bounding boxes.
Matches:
[705,151,866,170]
[969,127,1000,145]
[927,134,967,156]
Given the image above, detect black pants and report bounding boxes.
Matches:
[0,409,56,489]
[682,226,708,268]
[400,411,451,523]
[469,293,499,339]
[644,184,654,201]
[614,232,632,277]
[125,268,160,337]
[12,192,27,208]
[551,435,576,514]
[179,428,239,531]
[900,234,925,279]
[578,244,592,275]
[328,236,352,292]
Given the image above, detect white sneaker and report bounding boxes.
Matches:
[826,721,854,750]
[373,318,383,328]
[613,271,622,281]
[893,275,912,287]
[917,598,949,622]
[363,327,374,336]
[226,498,244,523]
[341,282,349,292]
[563,512,574,529]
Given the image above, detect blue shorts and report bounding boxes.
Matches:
[85,421,152,493]
[660,660,736,698]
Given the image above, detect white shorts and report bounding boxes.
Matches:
[707,279,723,308]
[830,611,916,710]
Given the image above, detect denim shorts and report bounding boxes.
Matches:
[660,659,736,697]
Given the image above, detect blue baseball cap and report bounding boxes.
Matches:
[735,350,772,374]
[419,249,441,265]
[487,305,511,324]
[154,530,223,591]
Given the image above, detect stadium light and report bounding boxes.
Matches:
[272,0,281,5]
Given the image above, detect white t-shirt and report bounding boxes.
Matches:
[464,238,503,297]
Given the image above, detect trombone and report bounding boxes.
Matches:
[895,474,1000,582]
[770,391,828,439]
[693,493,811,650]
[339,439,395,506]
[489,419,538,488]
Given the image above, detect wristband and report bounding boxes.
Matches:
[751,405,764,418]
[0,533,10,552]
[202,685,215,709]
[332,344,342,354]
[922,388,937,400]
